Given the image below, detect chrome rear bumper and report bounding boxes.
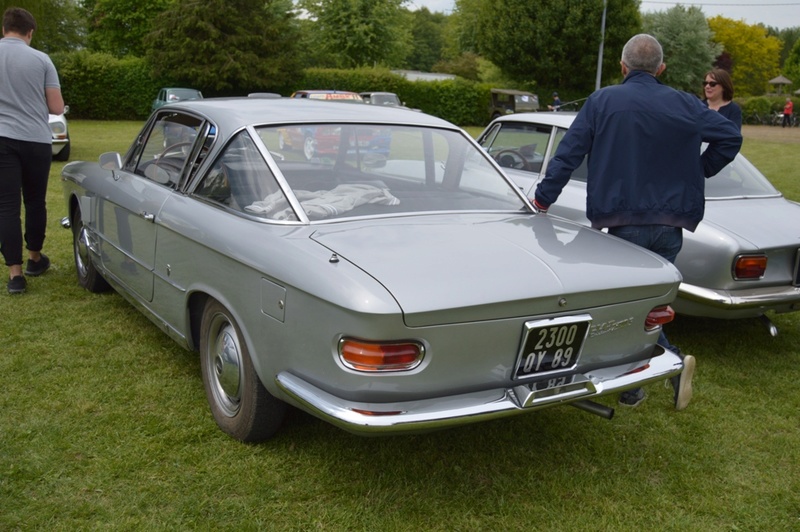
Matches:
[679,282,800,309]
[275,348,683,435]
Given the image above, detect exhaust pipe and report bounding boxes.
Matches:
[571,399,614,420]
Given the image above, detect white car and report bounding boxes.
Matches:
[49,105,70,161]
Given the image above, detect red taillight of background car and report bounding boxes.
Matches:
[339,338,424,372]
[733,255,767,280]
[645,305,675,331]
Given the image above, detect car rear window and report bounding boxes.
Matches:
[251,124,527,221]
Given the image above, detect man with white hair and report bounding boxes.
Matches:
[533,34,742,410]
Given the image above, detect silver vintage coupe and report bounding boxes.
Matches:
[62,98,685,442]
[478,112,800,335]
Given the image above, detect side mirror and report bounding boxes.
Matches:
[99,152,123,170]
[63,105,70,115]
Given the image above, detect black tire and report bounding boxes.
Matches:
[200,299,286,442]
[53,138,70,161]
[71,206,110,292]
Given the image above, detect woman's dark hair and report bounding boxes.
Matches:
[705,68,734,101]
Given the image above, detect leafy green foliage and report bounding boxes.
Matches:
[455,0,641,94]
[1,0,84,53]
[709,16,782,96]
[767,25,800,69]
[81,0,172,57]
[145,0,302,92]
[406,8,447,72]
[297,67,491,125]
[782,38,800,94]
[642,5,721,93]
[52,51,162,119]
[298,0,411,68]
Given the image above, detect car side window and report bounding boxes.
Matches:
[129,112,203,187]
[549,127,588,182]
[481,123,550,173]
[194,131,296,221]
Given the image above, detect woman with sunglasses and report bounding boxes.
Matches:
[702,69,741,130]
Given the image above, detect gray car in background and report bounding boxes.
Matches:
[62,98,686,442]
[478,112,800,334]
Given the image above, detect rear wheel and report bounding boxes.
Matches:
[200,299,286,442]
[71,206,110,292]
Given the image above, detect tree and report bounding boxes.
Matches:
[1,0,85,53]
[406,8,447,72]
[642,5,721,93]
[766,25,800,69]
[298,0,411,68]
[145,0,302,93]
[782,39,800,94]
[454,0,641,94]
[708,16,782,96]
[82,0,172,57]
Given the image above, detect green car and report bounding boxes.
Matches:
[151,87,203,112]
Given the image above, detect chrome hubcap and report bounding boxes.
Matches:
[209,318,242,417]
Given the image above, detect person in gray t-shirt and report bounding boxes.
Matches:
[0,7,64,294]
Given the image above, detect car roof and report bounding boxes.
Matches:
[494,112,577,128]
[162,97,457,131]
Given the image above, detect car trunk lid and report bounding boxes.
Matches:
[310,214,681,327]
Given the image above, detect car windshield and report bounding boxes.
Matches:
[245,124,527,221]
[371,94,401,106]
[169,89,202,101]
[705,154,780,199]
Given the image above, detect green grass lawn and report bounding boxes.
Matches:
[1,121,799,530]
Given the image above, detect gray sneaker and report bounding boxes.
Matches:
[619,387,646,407]
[672,354,696,411]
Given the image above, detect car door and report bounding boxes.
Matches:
[98,111,203,302]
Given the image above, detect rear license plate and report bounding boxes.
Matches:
[515,315,591,379]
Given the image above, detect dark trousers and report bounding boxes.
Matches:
[608,224,683,352]
[783,114,793,127]
[0,136,52,266]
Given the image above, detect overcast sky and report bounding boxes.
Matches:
[407,0,800,30]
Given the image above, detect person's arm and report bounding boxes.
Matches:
[45,87,65,115]
[700,106,742,177]
[534,101,594,210]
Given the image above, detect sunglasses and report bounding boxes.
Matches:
[702,81,719,87]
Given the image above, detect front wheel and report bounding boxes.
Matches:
[200,299,286,442]
[53,138,70,161]
[71,206,109,292]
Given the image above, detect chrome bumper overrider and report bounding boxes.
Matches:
[275,348,683,435]
[679,282,800,310]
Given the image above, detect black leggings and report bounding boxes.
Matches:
[0,137,52,266]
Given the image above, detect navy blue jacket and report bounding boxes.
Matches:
[534,71,742,232]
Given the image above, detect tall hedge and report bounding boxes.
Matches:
[48,55,516,126]
[298,67,492,126]
[51,51,165,120]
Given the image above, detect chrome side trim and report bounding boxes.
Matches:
[274,349,683,435]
